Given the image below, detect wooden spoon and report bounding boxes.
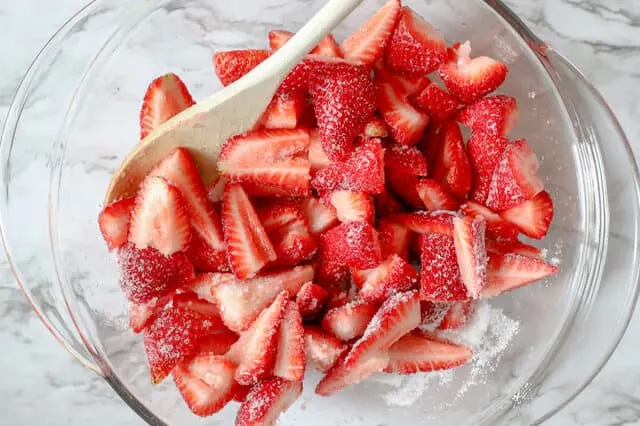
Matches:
[104,0,363,204]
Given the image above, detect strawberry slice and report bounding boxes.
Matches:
[430,121,472,200]
[296,282,329,320]
[128,294,171,333]
[269,30,294,50]
[196,331,239,356]
[341,0,402,66]
[373,191,405,217]
[416,178,459,211]
[98,196,135,251]
[236,377,303,426]
[438,300,475,329]
[172,292,228,334]
[222,183,277,279]
[274,301,306,382]
[374,66,430,97]
[304,326,348,372]
[385,7,447,75]
[226,291,288,385]
[361,115,389,138]
[308,128,332,173]
[260,90,305,129]
[419,301,451,330]
[128,176,191,256]
[460,201,519,241]
[486,139,544,211]
[321,221,382,270]
[384,330,472,374]
[300,196,339,235]
[173,354,237,416]
[218,128,311,197]
[315,351,389,397]
[314,242,350,289]
[267,218,318,268]
[140,73,195,139]
[256,199,303,233]
[378,219,411,260]
[453,216,487,299]
[186,232,230,273]
[419,232,468,301]
[321,299,379,342]
[309,61,376,161]
[500,191,554,239]
[482,253,558,298]
[329,191,374,223]
[390,211,455,236]
[384,142,429,177]
[312,35,344,57]
[351,255,419,303]
[411,82,459,121]
[467,130,509,204]
[206,176,225,204]
[386,169,423,209]
[213,49,270,86]
[456,95,519,136]
[376,77,430,146]
[485,238,543,259]
[438,41,508,104]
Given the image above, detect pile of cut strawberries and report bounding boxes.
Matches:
[98,0,559,423]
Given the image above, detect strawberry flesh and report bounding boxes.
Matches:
[98,196,135,251]
[411,82,459,121]
[430,121,472,200]
[236,377,303,426]
[140,73,195,139]
[483,252,558,298]
[384,142,429,177]
[378,219,411,261]
[296,282,329,320]
[456,95,519,136]
[419,232,468,301]
[416,178,459,211]
[304,326,348,372]
[500,190,554,239]
[329,190,374,224]
[274,301,306,382]
[321,221,382,270]
[213,49,270,86]
[453,215,487,299]
[376,77,430,146]
[352,254,420,303]
[467,130,509,204]
[321,299,379,342]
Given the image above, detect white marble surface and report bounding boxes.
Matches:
[1,0,640,425]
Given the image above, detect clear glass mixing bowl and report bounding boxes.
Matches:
[2,0,640,424]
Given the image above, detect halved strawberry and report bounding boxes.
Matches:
[173,354,237,416]
[419,232,468,301]
[308,128,332,173]
[296,282,329,320]
[438,300,475,329]
[341,0,402,66]
[456,95,518,136]
[185,232,230,273]
[453,215,487,299]
[269,30,294,50]
[416,178,459,211]
[482,252,558,298]
[352,255,419,303]
[213,49,270,86]
[385,7,447,75]
[500,191,553,239]
[430,121,472,200]
[313,35,344,57]
[373,191,405,217]
[467,130,509,203]
[384,330,472,373]
[438,41,508,104]
[321,299,378,342]
[486,139,544,211]
[129,294,171,333]
[226,291,288,385]
[140,73,195,139]
[411,82,459,121]
[361,115,389,138]
[128,176,191,256]
[376,77,429,146]
[460,201,519,241]
[378,219,411,260]
[236,377,303,426]
[118,243,195,303]
[386,169,423,209]
[98,196,135,251]
[300,196,339,235]
[206,176,226,204]
[329,191,374,223]
[260,90,305,129]
[267,218,318,268]
[321,221,382,270]
[390,211,455,236]
[274,301,306,381]
[196,331,239,355]
[384,142,429,177]
[304,326,348,372]
[309,61,376,162]
[485,238,542,259]
[218,128,311,197]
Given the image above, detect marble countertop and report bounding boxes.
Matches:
[1,0,639,425]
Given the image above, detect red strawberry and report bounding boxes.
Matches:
[485,238,542,259]
[309,61,376,162]
[419,231,468,301]
[456,95,518,136]
[377,77,430,146]
[269,30,294,50]
[453,215,487,298]
[312,35,344,57]
[98,196,135,251]
[140,73,195,139]
[260,91,305,129]
[236,377,302,426]
[500,191,553,239]
[128,176,191,256]
[196,331,239,355]
[438,41,508,104]
[173,354,237,416]
[172,292,227,334]
[118,243,195,304]
[482,252,558,298]
[321,299,378,342]
[267,218,318,268]
[385,7,447,75]
[213,49,270,86]
[314,244,350,289]
[274,301,306,381]
[206,176,225,204]
[430,121,472,199]
[352,255,419,303]
[296,282,329,320]
[374,66,430,96]
[128,294,171,333]
[312,138,385,194]
[373,191,405,217]
[255,199,303,233]
[315,351,389,396]
[419,301,451,330]
[279,54,343,94]
[386,169,423,209]
[232,384,252,403]
[218,128,311,197]
[361,115,389,138]
[467,130,509,203]
[308,128,332,173]
[384,142,429,176]
[304,326,348,372]
[300,196,338,235]
[390,211,455,236]
[416,178,459,211]
[378,219,411,260]
[321,221,382,269]
[341,0,402,66]
[411,82,459,121]
[460,201,519,241]
[438,300,475,329]
[384,330,472,373]
[185,232,230,273]
[486,139,544,211]
[329,191,374,223]
[226,291,288,385]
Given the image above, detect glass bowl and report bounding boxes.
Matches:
[2,0,639,424]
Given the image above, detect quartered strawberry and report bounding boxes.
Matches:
[279,54,342,94]
[274,301,306,382]
[341,0,402,66]
[304,326,348,372]
[312,35,344,57]
[308,128,332,173]
[296,282,329,320]
[453,216,487,299]
[118,243,195,304]
[390,211,455,236]
[361,115,389,138]
[315,350,389,397]
[260,90,305,129]
[300,196,339,235]
[321,221,382,270]
[218,128,311,197]
[376,77,430,146]
[384,142,429,177]
[314,243,350,289]
[386,169,423,209]
[173,354,237,416]
[438,41,508,104]
[226,291,288,385]
[385,7,447,75]
[236,377,303,426]
[482,252,558,298]
[419,231,468,301]
[173,292,227,334]
[186,230,230,273]
[213,49,270,86]
[267,218,318,268]
[485,238,542,259]
[416,178,459,211]
[460,201,519,241]
[196,331,239,356]
[467,130,509,203]
[206,176,226,204]
[378,219,411,260]
[373,191,405,217]
[269,30,294,50]
[329,191,374,223]
[140,73,195,139]
[309,61,376,162]
[256,199,304,234]
[321,299,378,342]
[500,191,553,239]
[430,121,472,200]
[352,255,419,303]
[411,82,459,121]
[374,67,430,96]
[98,196,135,251]
[456,95,518,136]
[311,138,385,194]
[129,294,171,333]
[486,139,544,211]
[384,330,472,374]
[438,300,475,329]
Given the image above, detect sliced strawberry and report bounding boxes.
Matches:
[256,199,304,233]
[140,73,195,139]
[438,41,508,104]
[373,191,405,217]
[309,61,376,162]
[321,299,378,342]
[384,142,429,176]
[185,232,230,273]
[118,243,195,303]
[416,178,459,211]
[352,255,419,303]
[213,49,270,86]
[312,138,385,194]
[296,282,329,320]
[329,191,374,223]
[419,301,451,330]
[386,169,423,209]
[485,238,542,259]
[232,383,252,403]
[453,215,487,299]
[460,201,519,241]
[236,377,302,426]
[314,243,350,289]
[376,77,429,146]
[500,191,554,239]
[98,196,135,251]
[361,115,389,138]
[456,95,518,136]
[411,82,459,121]
[321,221,382,270]
[384,330,472,374]
[385,7,447,75]
[418,124,444,170]
[274,301,306,382]
[482,252,558,298]
[206,176,226,204]
[128,294,171,333]
[172,292,227,334]
[196,331,239,355]
[390,211,455,236]
[267,218,318,268]
[467,130,509,204]
[173,354,237,416]
[374,67,430,96]
[218,128,311,197]
[312,35,344,57]
[315,350,389,396]
[430,121,472,200]
[269,30,294,50]
[279,54,342,94]
[419,232,468,301]
[378,219,411,260]
[438,300,475,329]
[304,326,348,372]
[341,0,402,66]
[300,196,339,235]
[308,128,332,173]
[260,90,305,129]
